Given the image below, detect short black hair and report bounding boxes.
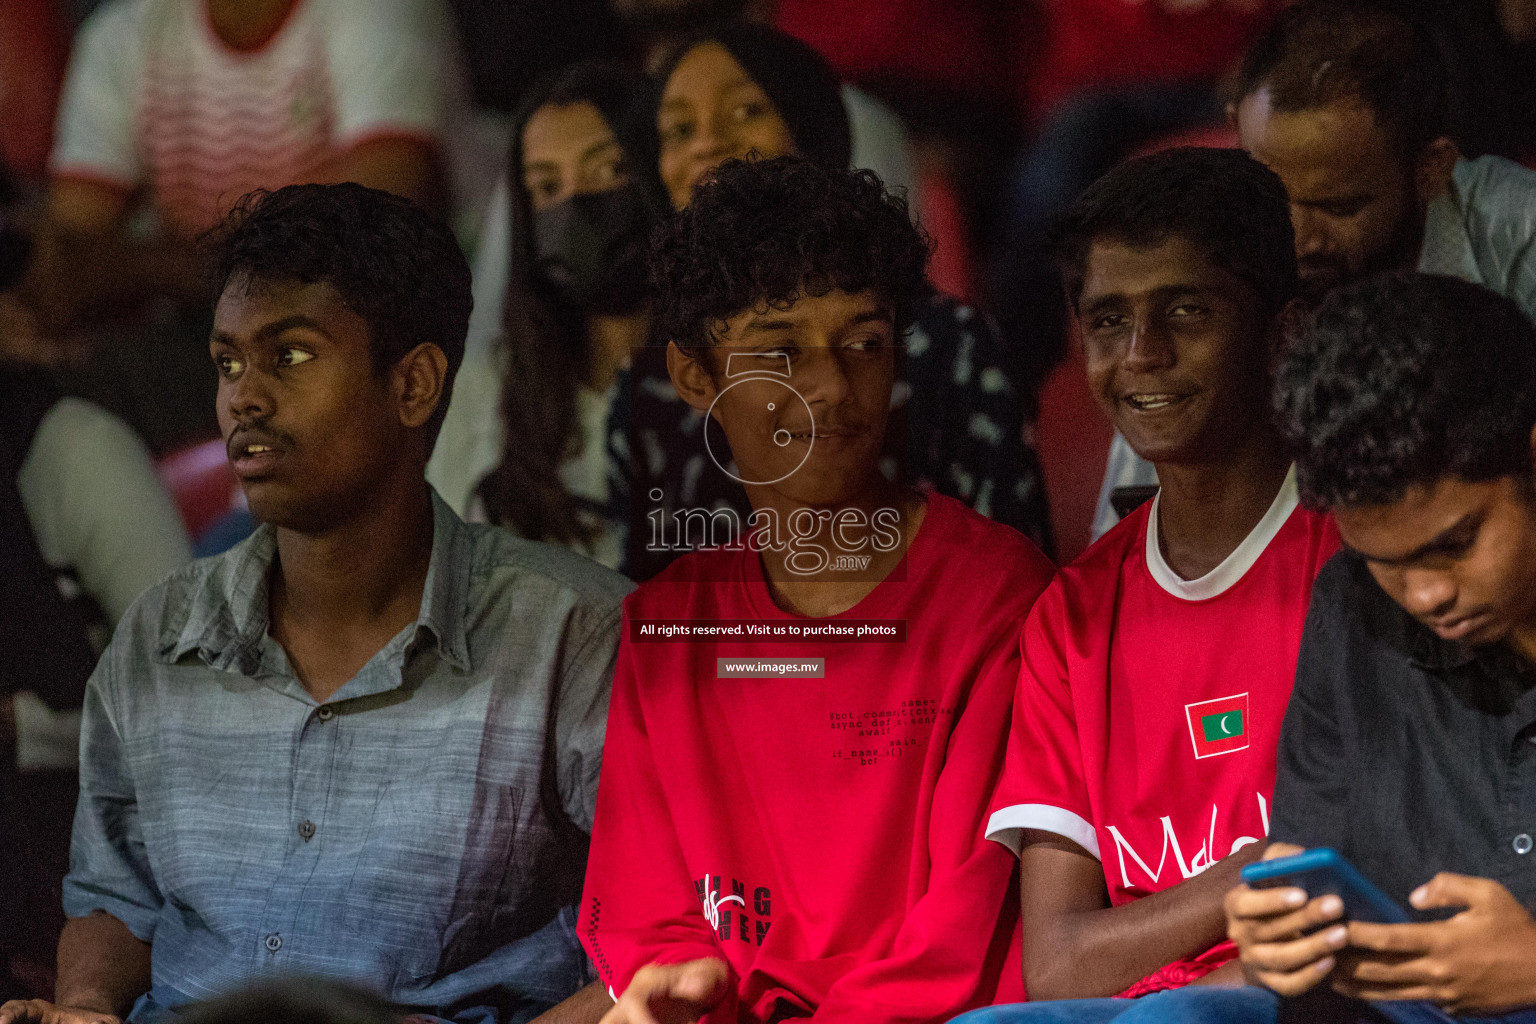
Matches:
[651,156,930,354]
[213,183,472,439]
[1235,0,1450,159]
[1053,147,1298,322]
[1276,272,1536,509]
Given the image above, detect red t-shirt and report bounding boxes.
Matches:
[1020,0,1287,122]
[986,469,1339,994]
[0,0,68,178]
[774,0,1005,102]
[581,494,1054,1023]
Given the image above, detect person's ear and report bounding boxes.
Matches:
[395,342,449,429]
[1414,136,1459,205]
[1224,99,1239,130]
[666,340,719,415]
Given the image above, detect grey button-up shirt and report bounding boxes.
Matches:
[63,491,632,1023]
[1091,154,1536,542]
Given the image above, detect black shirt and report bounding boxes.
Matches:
[1272,552,1536,915]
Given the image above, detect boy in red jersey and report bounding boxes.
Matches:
[574,156,1055,1024]
[957,148,1341,1023]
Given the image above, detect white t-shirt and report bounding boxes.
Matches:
[50,0,467,236]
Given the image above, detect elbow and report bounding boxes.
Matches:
[1022,948,1085,1003]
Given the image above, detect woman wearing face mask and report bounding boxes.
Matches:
[640,23,1055,556]
[430,63,665,571]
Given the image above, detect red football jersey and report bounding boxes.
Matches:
[987,468,1340,993]
[581,494,1055,1024]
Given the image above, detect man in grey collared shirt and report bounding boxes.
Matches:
[0,184,631,1024]
[1093,0,1536,541]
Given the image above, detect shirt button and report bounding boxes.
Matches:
[316,706,334,722]
[1514,833,1533,855]
[264,934,282,952]
[297,820,316,841]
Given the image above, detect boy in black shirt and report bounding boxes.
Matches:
[1225,272,1536,1022]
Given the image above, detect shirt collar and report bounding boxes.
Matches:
[1417,158,1483,285]
[161,488,474,678]
[1403,602,1533,686]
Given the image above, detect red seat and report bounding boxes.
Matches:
[156,437,241,540]
[917,164,978,304]
[1034,331,1112,564]
[1128,122,1240,160]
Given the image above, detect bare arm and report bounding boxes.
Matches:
[1018,830,1267,1000]
[322,137,444,213]
[1498,0,1536,42]
[16,178,206,335]
[527,982,613,1024]
[15,136,439,338]
[0,911,150,1023]
[57,911,151,1015]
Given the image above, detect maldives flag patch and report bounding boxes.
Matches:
[1185,693,1251,759]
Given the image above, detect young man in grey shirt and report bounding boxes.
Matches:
[0,183,631,1024]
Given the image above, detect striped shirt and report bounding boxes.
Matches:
[64,491,631,1023]
[50,0,465,236]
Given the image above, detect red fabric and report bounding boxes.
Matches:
[1018,0,1287,122]
[155,437,240,538]
[581,494,1054,1023]
[989,494,1339,990]
[774,0,1004,101]
[1116,940,1235,997]
[0,0,68,178]
[1034,340,1112,564]
[917,166,977,304]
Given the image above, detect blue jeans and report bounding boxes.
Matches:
[951,987,1536,1024]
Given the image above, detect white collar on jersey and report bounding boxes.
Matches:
[1145,464,1300,601]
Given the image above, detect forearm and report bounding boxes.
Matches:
[527,981,612,1024]
[1499,0,1536,42]
[54,912,151,1016]
[1028,841,1267,999]
[19,227,207,333]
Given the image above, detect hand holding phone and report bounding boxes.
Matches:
[1224,842,1353,998]
[1240,848,1409,924]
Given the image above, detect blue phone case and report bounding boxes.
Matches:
[1240,848,1410,924]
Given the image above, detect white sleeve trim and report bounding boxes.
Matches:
[1145,464,1298,601]
[986,803,1101,860]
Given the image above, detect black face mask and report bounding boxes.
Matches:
[531,185,651,314]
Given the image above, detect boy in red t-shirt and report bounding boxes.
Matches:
[957,148,1341,1023]
[574,156,1055,1024]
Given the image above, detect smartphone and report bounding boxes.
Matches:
[1240,847,1410,924]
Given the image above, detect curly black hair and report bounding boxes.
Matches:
[1052,147,1297,324]
[1276,272,1536,509]
[213,183,472,440]
[650,156,930,358]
